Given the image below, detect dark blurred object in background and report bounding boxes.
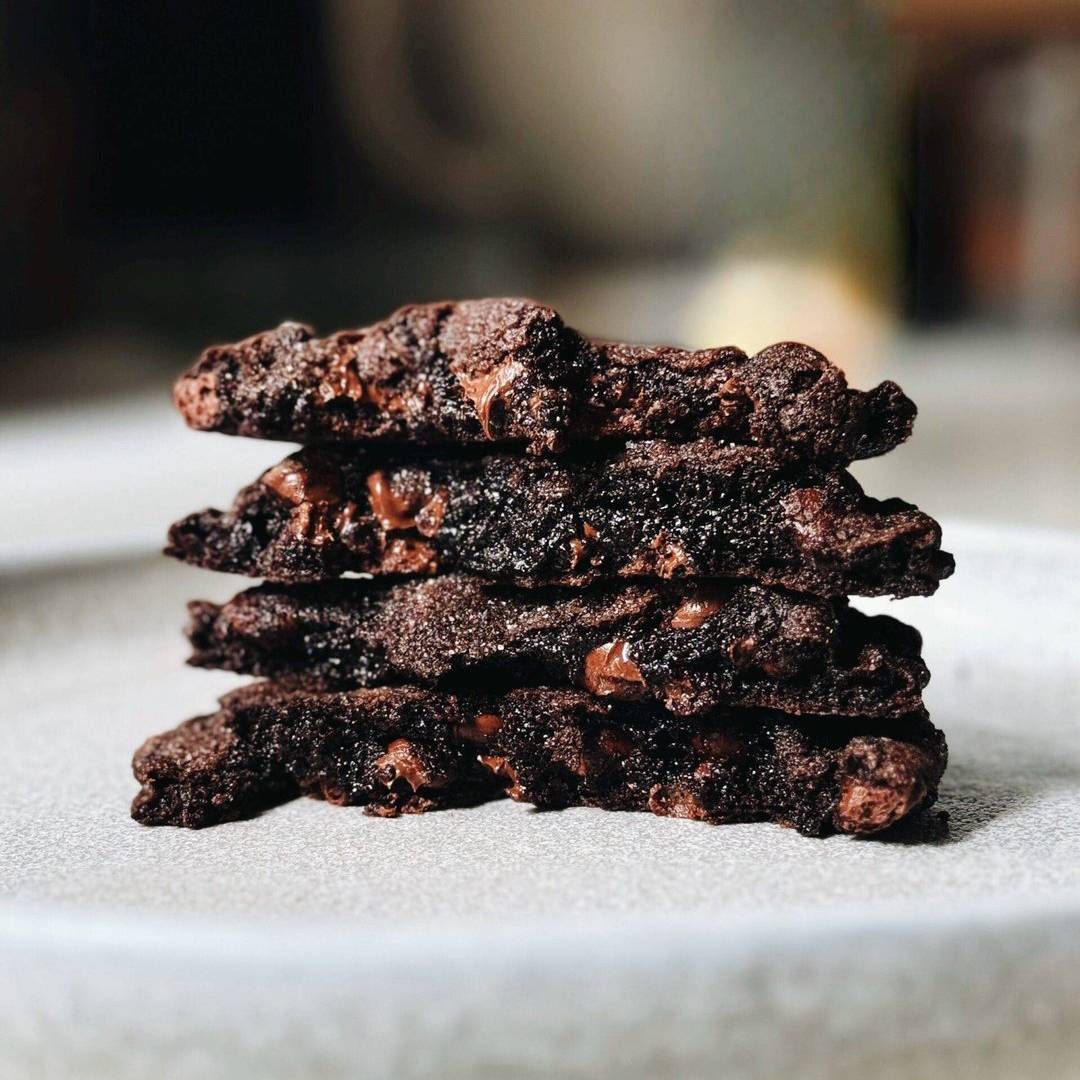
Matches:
[901,2,1080,323]
[1,0,86,337]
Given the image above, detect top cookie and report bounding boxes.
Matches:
[174,298,915,462]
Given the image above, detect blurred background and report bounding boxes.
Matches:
[2,0,1079,560]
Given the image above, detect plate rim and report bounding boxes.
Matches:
[4,516,1080,961]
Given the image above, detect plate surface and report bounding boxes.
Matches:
[2,521,1079,1078]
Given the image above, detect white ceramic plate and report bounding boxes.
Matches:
[2,521,1079,1079]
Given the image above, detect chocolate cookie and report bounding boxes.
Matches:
[131,683,946,836]
[173,299,915,462]
[166,441,952,597]
[478,690,946,837]
[187,576,928,719]
[130,683,497,828]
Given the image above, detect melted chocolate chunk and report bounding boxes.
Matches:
[582,640,647,698]
[173,299,915,463]
[132,683,946,837]
[185,576,928,718]
[165,441,953,597]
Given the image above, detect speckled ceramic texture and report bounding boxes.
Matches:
[1,522,1079,1079]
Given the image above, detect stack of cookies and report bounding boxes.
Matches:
[132,299,953,837]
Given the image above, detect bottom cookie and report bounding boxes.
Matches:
[131,683,947,836]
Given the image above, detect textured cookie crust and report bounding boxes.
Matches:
[131,684,946,836]
[187,576,928,719]
[173,299,915,462]
[130,683,497,828]
[165,441,953,597]
[479,690,946,837]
